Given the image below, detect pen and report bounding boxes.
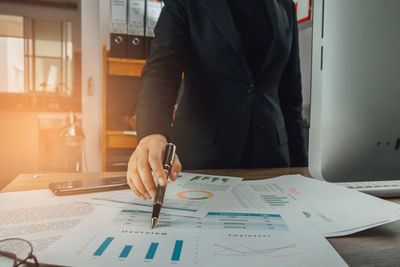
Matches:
[151,143,176,228]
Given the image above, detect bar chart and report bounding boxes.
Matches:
[190,176,230,183]
[92,236,184,263]
[261,195,290,207]
[248,184,292,207]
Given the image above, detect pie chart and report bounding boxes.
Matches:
[176,190,214,200]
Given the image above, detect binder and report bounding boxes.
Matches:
[110,0,128,58]
[127,0,146,59]
[145,0,164,58]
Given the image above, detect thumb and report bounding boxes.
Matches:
[155,169,167,186]
[169,154,182,181]
[148,146,167,187]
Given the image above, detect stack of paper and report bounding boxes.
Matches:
[217,175,400,236]
[2,172,400,267]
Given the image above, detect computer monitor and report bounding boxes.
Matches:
[309,0,400,182]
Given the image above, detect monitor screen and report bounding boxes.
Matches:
[309,0,400,182]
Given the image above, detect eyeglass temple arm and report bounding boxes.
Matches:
[0,249,17,262]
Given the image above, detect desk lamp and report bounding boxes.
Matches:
[58,112,86,172]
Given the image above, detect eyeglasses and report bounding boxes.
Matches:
[0,238,39,267]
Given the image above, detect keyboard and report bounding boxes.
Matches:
[334,180,400,198]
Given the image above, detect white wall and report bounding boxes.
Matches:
[80,0,112,171]
[99,0,111,49]
[80,0,104,171]
[0,112,39,188]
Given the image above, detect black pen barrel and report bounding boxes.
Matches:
[151,143,176,228]
[152,203,162,219]
[154,184,166,206]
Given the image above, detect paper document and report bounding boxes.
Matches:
[225,175,400,236]
[0,190,97,252]
[83,172,242,217]
[39,207,347,267]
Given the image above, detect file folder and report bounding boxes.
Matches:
[128,0,146,59]
[145,0,164,58]
[110,0,128,58]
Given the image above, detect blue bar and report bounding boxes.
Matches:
[119,245,133,258]
[93,237,114,256]
[207,212,281,217]
[121,209,151,214]
[145,243,159,260]
[171,240,183,261]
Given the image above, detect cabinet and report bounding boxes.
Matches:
[102,44,145,171]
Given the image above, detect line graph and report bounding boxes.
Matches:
[213,243,299,258]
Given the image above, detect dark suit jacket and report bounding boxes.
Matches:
[136,0,308,169]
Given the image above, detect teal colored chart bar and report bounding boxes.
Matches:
[119,245,133,258]
[171,240,183,261]
[94,237,114,256]
[145,243,159,260]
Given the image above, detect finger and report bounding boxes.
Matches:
[129,151,151,199]
[126,152,145,200]
[169,154,182,181]
[126,151,137,180]
[136,150,155,200]
[127,174,145,200]
[148,144,167,188]
[132,169,150,200]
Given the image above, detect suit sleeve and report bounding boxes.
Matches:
[278,1,308,167]
[136,0,188,142]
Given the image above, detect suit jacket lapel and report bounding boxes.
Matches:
[200,0,251,77]
[200,0,290,80]
[258,0,290,77]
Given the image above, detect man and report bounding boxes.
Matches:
[127,0,307,200]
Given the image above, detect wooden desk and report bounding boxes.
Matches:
[2,168,400,266]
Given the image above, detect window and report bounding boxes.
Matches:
[0,13,80,112]
[0,15,24,93]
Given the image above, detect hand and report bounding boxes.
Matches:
[127,134,182,200]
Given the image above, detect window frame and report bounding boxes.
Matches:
[0,13,81,113]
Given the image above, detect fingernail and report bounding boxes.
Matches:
[159,177,166,186]
[144,192,151,200]
[139,194,146,201]
[150,189,156,198]
[173,171,178,178]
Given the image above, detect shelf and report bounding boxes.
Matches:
[103,43,142,170]
[107,57,146,77]
[106,130,137,136]
[107,133,137,148]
